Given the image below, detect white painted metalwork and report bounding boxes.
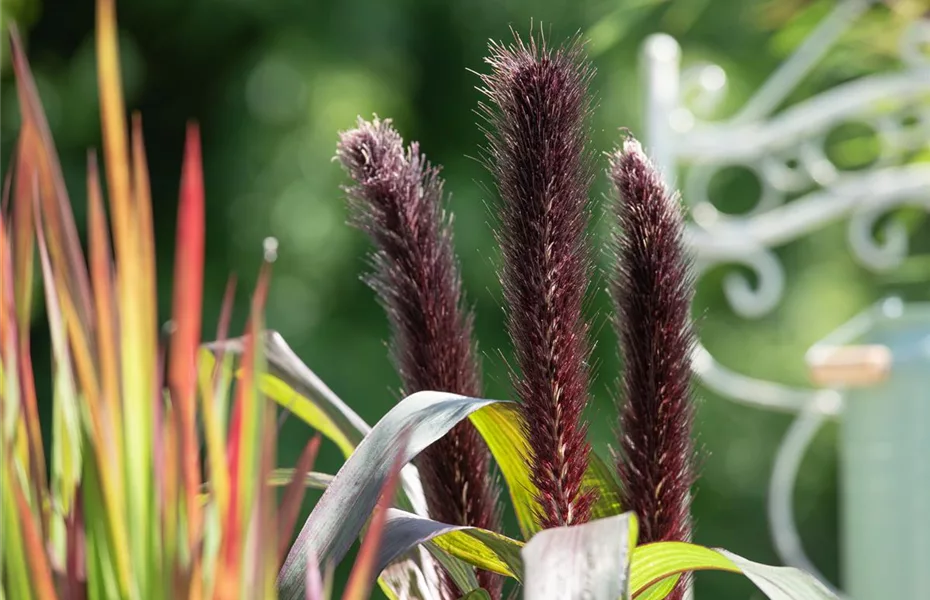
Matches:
[641,1,930,597]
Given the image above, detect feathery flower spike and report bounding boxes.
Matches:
[478,31,597,529]
[336,117,502,599]
[610,136,696,600]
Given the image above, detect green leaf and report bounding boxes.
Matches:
[468,403,539,538]
[585,450,623,520]
[267,469,333,489]
[720,550,838,600]
[629,542,838,599]
[276,391,507,600]
[630,542,738,596]
[458,590,492,600]
[202,334,430,517]
[203,332,369,457]
[633,576,680,600]
[0,458,32,600]
[521,512,637,600]
[469,403,624,539]
[376,508,524,581]
[425,543,481,594]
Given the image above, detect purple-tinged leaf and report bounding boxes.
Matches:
[277,392,505,600]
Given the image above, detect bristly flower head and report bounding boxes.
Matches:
[610,136,696,598]
[477,30,597,528]
[336,116,502,599]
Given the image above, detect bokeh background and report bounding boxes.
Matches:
[2,0,929,597]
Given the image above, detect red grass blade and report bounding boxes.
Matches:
[1,151,12,214]
[222,258,273,586]
[9,26,94,327]
[13,454,59,600]
[168,122,206,552]
[87,152,123,465]
[216,275,237,345]
[11,127,49,534]
[340,431,409,600]
[63,492,87,600]
[277,435,322,565]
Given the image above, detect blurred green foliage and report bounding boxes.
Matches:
[2,0,928,598]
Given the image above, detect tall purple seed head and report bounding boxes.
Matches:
[610,137,696,599]
[477,31,597,529]
[336,116,502,599]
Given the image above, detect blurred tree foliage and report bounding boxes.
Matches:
[2,0,927,597]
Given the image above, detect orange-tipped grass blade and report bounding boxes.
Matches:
[218,260,272,599]
[35,195,133,596]
[341,435,408,600]
[8,27,93,328]
[11,132,49,533]
[169,123,206,553]
[14,473,58,600]
[97,0,154,587]
[87,152,124,471]
[277,435,322,566]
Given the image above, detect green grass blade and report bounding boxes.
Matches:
[1,457,33,600]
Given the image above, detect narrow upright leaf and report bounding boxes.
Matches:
[278,435,322,565]
[169,122,206,550]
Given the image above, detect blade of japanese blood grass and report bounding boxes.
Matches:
[8,28,93,326]
[222,260,272,589]
[97,0,155,590]
[14,469,58,600]
[258,401,279,599]
[2,154,12,213]
[213,276,237,428]
[161,401,180,591]
[0,213,22,452]
[11,138,49,534]
[278,435,322,566]
[1,452,33,600]
[64,493,87,600]
[198,347,230,521]
[87,152,124,486]
[35,195,133,597]
[168,122,206,555]
[12,132,35,330]
[341,435,408,600]
[304,550,325,600]
[130,115,160,427]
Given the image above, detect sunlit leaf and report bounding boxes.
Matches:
[205,332,367,457]
[629,542,838,600]
[469,403,624,538]
[376,508,524,581]
[277,391,505,600]
[458,590,491,600]
[341,434,408,600]
[521,512,636,600]
[204,332,430,518]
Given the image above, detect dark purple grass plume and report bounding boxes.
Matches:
[610,137,696,600]
[478,32,597,529]
[336,117,502,599]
